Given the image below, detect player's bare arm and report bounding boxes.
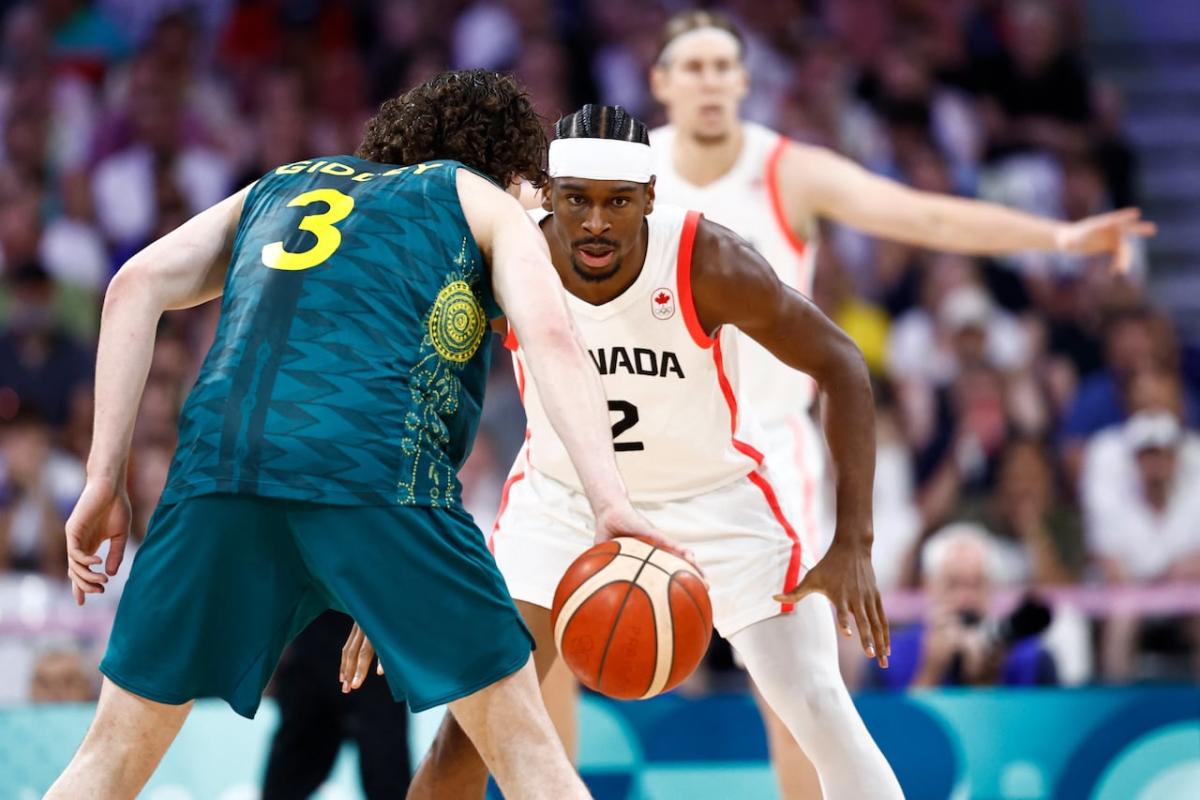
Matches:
[66,186,251,606]
[690,219,889,666]
[782,141,1156,273]
[457,169,673,551]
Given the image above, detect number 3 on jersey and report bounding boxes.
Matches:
[262,188,355,271]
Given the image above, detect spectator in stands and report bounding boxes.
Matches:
[90,52,232,261]
[1061,307,1200,479]
[915,365,1013,530]
[891,280,1031,391]
[974,0,1092,160]
[985,439,1081,584]
[29,642,96,702]
[0,261,93,427]
[1082,367,1200,680]
[0,404,84,576]
[873,524,1058,689]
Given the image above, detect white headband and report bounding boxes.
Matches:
[547,138,653,183]
[657,26,742,66]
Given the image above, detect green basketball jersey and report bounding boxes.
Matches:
[161,156,501,508]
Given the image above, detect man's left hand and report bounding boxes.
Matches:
[774,537,889,668]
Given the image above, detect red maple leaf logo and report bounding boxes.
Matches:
[654,292,671,305]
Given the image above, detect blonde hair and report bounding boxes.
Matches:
[657,9,746,65]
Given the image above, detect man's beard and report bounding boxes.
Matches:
[570,254,622,283]
[690,129,731,147]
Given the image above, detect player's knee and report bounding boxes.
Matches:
[789,673,852,732]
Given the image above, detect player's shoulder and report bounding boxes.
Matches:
[738,120,786,154]
[647,202,691,237]
[738,120,819,167]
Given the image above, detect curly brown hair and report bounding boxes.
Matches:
[357,70,548,187]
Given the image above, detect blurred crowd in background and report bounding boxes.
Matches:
[1,0,1197,708]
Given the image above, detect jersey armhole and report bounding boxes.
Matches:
[765,136,808,258]
[677,210,714,349]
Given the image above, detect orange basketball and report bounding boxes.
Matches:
[550,536,712,700]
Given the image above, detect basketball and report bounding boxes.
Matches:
[551,536,712,700]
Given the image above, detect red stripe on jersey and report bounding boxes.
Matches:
[487,467,526,554]
[746,470,803,614]
[676,210,713,349]
[503,325,518,352]
[766,136,812,293]
[712,335,765,465]
[488,433,532,554]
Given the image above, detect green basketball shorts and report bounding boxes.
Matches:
[100,493,533,717]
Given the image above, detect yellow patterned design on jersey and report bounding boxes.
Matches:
[428,280,486,363]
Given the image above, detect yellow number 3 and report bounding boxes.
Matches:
[261,188,355,271]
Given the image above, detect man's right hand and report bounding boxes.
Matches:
[65,478,132,606]
[339,623,382,693]
[594,503,701,577]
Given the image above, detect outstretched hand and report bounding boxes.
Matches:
[774,538,889,668]
[65,479,132,606]
[1057,207,1156,274]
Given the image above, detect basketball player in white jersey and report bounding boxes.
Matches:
[648,11,1156,797]
[342,105,903,799]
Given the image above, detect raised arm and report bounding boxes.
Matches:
[67,185,250,604]
[781,142,1155,272]
[690,219,886,665]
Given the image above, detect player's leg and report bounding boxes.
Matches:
[295,502,584,800]
[408,599,558,800]
[517,597,577,757]
[753,681,824,800]
[758,413,828,799]
[730,597,902,800]
[48,495,325,797]
[542,654,580,759]
[448,657,588,800]
[45,678,192,800]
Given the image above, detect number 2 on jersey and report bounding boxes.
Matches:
[261,188,355,271]
[609,400,644,452]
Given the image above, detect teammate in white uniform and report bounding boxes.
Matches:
[648,10,1157,797]
[343,105,902,799]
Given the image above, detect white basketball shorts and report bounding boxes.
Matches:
[488,460,814,638]
[752,411,832,560]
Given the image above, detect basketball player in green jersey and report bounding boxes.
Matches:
[48,71,669,800]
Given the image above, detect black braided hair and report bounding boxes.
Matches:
[553,104,650,145]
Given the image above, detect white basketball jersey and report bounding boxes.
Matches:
[509,205,761,501]
[650,121,818,425]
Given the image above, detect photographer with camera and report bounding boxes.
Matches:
[873,524,1057,688]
